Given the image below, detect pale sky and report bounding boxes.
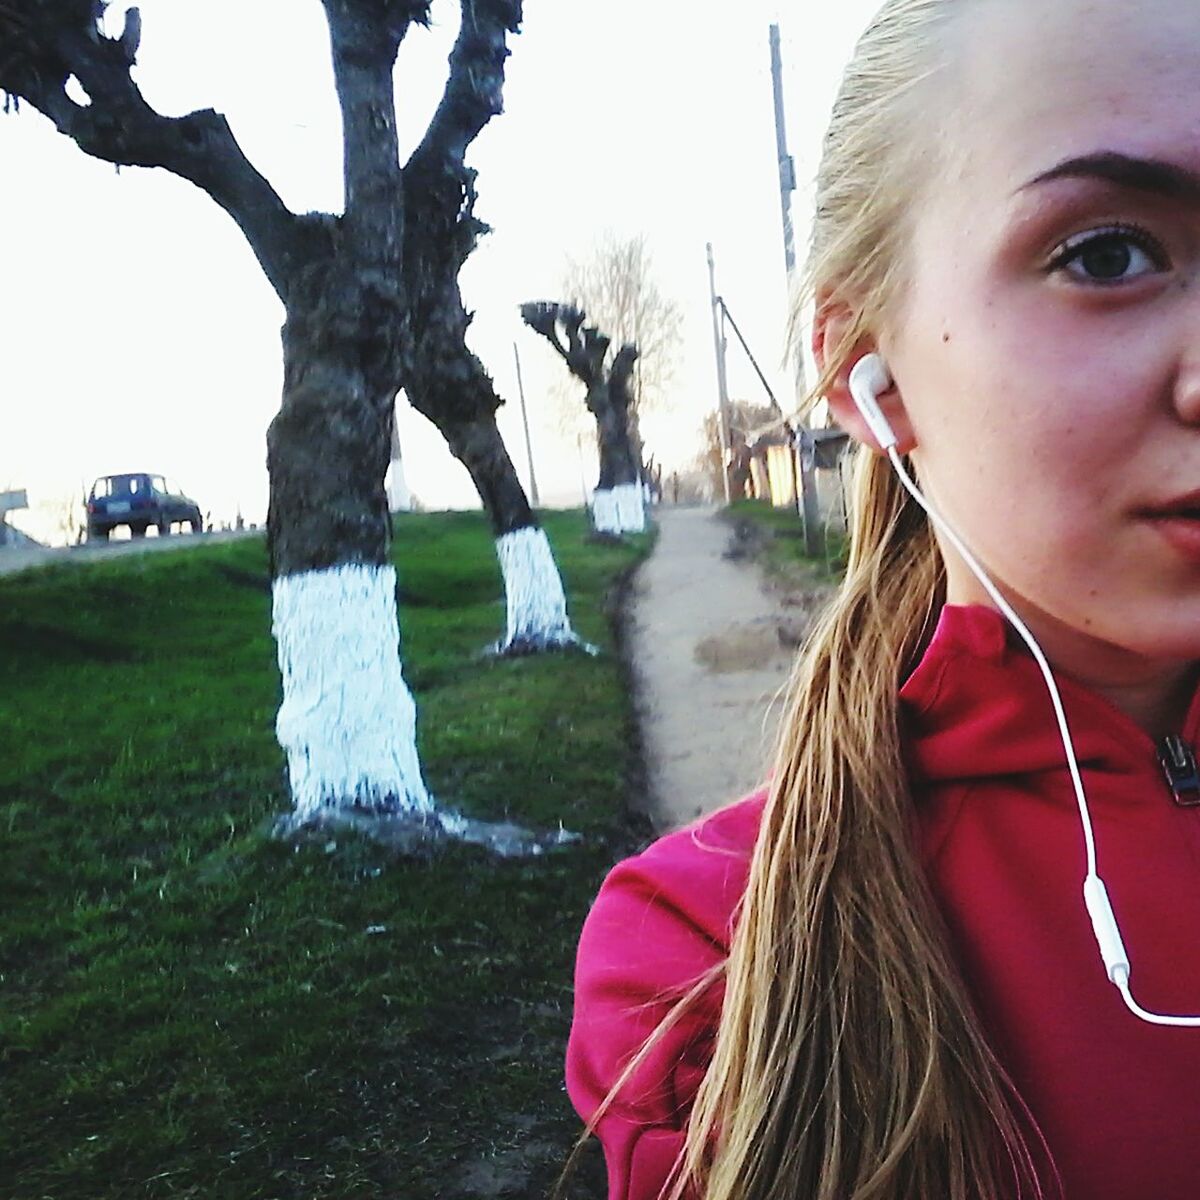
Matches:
[0,0,880,544]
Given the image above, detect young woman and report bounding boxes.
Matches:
[565,0,1200,1197]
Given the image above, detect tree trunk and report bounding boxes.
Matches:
[518,301,646,536]
[440,415,573,651]
[589,352,644,536]
[3,0,527,827]
[266,286,431,821]
[400,56,579,654]
[405,305,578,651]
[590,402,642,535]
[436,411,534,537]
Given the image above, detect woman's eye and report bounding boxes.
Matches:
[1049,228,1168,284]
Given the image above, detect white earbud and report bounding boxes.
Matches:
[848,353,898,450]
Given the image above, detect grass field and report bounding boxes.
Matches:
[725,498,849,582]
[0,510,651,1199]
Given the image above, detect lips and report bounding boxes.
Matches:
[1142,486,1200,519]
[1139,494,1200,564]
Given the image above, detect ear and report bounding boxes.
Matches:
[812,300,917,455]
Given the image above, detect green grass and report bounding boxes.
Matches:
[725,498,848,582]
[0,510,651,1200]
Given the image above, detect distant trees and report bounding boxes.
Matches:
[0,0,531,825]
[562,233,682,465]
[521,302,644,535]
[522,235,680,533]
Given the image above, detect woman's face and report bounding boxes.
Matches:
[884,0,1200,678]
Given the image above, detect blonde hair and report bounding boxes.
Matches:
[562,2,1057,1197]
[682,2,1055,1195]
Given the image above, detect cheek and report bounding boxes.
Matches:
[900,279,1158,496]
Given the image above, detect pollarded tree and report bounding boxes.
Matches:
[400,41,576,653]
[520,301,643,535]
[0,0,524,826]
[562,232,682,468]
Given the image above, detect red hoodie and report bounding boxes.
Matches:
[566,604,1200,1200]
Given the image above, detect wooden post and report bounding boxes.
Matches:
[706,243,733,506]
[513,342,540,509]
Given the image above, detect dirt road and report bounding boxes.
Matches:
[0,530,259,576]
[628,507,832,831]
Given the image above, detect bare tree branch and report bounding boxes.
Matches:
[521,300,642,500]
[400,0,523,331]
[609,343,639,397]
[407,0,521,181]
[518,301,613,390]
[562,232,682,414]
[320,0,431,260]
[398,0,526,533]
[0,2,323,300]
[518,301,568,356]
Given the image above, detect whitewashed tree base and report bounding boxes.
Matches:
[592,483,645,535]
[271,562,588,855]
[495,527,580,653]
[613,482,646,533]
[273,803,582,858]
[273,563,433,822]
[592,488,619,535]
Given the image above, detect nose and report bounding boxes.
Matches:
[1176,339,1200,426]
[1169,280,1200,423]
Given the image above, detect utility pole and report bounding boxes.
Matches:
[387,404,413,512]
[576,433,589,508]
[771,22,822,555]
[706,242,733,506]
[512,342,540,508]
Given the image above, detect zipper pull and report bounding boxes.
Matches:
[1157,735,1200,807]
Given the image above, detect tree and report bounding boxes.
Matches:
[520,301,644,535]
[0,0,525,826]
[561,233,682,465]
[696,400,779,501]
[398,54,578,653]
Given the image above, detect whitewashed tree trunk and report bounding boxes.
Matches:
[592,488,619,535]
[273,564,431,822]
[518,306,643,536]
[5,0,532,834]
[495,526,576,651]
[592,483,644,535]
[613,481,646,533]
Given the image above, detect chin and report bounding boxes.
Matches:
[1115,609,1200,664]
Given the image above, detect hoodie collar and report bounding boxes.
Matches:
[899,605,1200,787]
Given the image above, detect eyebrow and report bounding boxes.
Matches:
[1019,152,1200,203]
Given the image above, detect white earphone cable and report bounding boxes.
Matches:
[850,355,1200,1026]
[884,447,1100,878]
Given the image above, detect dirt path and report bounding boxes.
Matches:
[628,507,831,831]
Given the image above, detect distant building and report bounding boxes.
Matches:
[0,489,41,548]
[743,427,852,531]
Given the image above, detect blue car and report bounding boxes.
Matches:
[86,473,204,542]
